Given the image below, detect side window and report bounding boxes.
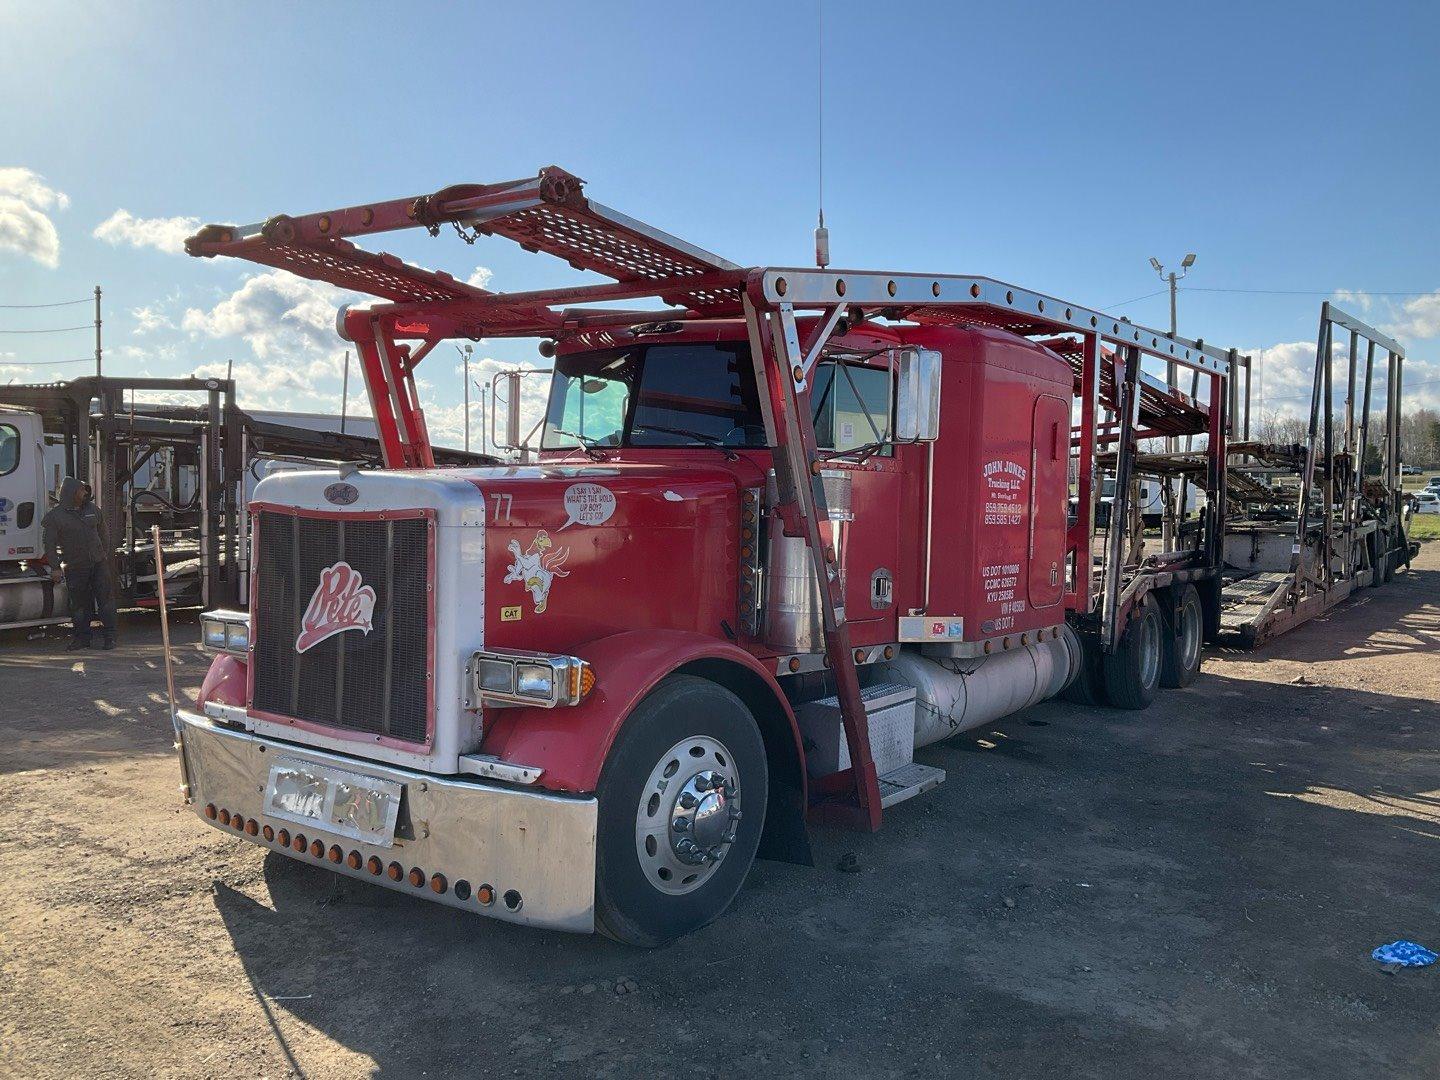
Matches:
[0,424,19,477]
[811,362,892,455]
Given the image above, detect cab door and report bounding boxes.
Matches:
[1027,395,1068,609]
[0,412,44,561]
[810,360,901,635]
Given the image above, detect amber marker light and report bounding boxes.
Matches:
[346,851,362,870]
[367,856,383,876]
[277,829,291,848]
[408,868,425,888]
[328,845,343,864]
[475,884,495,906]
[387,862,403,881]
[430,873,447,894]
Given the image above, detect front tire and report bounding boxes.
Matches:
[594,675,767,947]
[1102,594,1163,710]
[1160,584,1203,689]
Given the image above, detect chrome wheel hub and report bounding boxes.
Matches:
[635,736,741,895]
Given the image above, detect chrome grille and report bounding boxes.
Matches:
[251,510,432,746]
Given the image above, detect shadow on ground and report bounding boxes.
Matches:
[209,663,1440,1078]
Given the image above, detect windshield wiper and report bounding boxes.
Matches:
[553,428,607,462]
[631,424,739,461]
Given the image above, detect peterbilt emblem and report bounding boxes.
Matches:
[295,561,376,653]
[324,482,359,505]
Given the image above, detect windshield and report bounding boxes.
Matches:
[541,342,766,450]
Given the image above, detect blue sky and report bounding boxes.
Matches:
[2,0,1438,441]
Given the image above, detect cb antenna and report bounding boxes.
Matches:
[814,0,829,268]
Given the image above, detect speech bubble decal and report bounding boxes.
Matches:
[558,482,616,530]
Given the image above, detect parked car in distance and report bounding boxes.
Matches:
[1414,491,1440,515]
[1425,476,1440,491]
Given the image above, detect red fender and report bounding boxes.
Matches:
[481,629,804,795]
[197,654,248,711]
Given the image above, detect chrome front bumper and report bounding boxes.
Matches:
[176,709,598,933]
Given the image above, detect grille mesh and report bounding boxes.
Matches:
[252,511,431,745]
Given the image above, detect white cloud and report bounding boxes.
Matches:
[467,266,494,290]
[1331,289,1372,314]
[131,306,174,334]
[1247,336,1439,419]
[1387,290,1440,342]
[93,209,201,254]
[182,270,355,360]
[0,167,68,268]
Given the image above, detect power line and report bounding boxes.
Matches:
[1103,288,1169,309]
[0,297,91,309]
[0,324,92,334]
[2,356,95,367]
[1183,286,1437,297]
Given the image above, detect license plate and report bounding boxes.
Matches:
[263,759,403,847]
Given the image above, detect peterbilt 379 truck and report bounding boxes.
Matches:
[177,168,1242,945]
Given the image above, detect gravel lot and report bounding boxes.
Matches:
[2,545,1438,1079]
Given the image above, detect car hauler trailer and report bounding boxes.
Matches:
[0,377,494,633]
[175,167,1246,944]
[1218,303,1416,646]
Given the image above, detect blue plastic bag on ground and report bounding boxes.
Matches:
[1372,941,1437,967]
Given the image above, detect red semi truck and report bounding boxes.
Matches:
[177,168,1238,944]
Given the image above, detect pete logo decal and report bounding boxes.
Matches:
[504,529,570,614]
[295,561,376,653]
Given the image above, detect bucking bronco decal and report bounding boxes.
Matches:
[295,561,377,653]
[504,530,570,614]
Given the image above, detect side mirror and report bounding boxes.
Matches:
[895,348,942,442]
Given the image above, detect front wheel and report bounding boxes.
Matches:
[1102,594,1162,710]
[594,675,768,947]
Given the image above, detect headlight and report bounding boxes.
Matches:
[467,650,593,709]
[200,609,250,657]
[515,663,555,698]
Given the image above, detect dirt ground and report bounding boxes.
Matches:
[2,548,1438,1080]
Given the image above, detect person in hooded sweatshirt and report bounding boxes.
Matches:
[42,477,117,650]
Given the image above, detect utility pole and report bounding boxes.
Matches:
[457,343,474,453]
[94,285,103,378]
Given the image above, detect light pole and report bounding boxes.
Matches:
[1149,252,1196,338]
[1149,253,1196,549]
[457,343,474,452]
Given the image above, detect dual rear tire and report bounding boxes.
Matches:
[1072,586,1203,711]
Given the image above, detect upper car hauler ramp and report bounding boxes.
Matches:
[186,166,1243,830]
